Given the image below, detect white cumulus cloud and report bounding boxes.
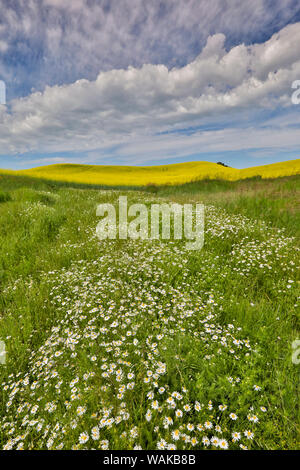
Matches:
[0,22,300,162]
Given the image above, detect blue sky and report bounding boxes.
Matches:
[0,0,300,169]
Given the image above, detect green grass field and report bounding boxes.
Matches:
[0,173,299,450]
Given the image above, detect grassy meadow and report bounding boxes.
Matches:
[0,170,299,450]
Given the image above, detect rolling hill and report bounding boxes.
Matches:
[1,159,299,187]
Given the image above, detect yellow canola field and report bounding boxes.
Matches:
[1,159,299,186]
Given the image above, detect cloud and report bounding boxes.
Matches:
[0,0,300,98]
[1,21,300,163]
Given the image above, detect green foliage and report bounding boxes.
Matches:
[0,173,298,450]
[0,190,11,203]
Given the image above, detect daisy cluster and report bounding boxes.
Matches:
[0,193,298,450]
